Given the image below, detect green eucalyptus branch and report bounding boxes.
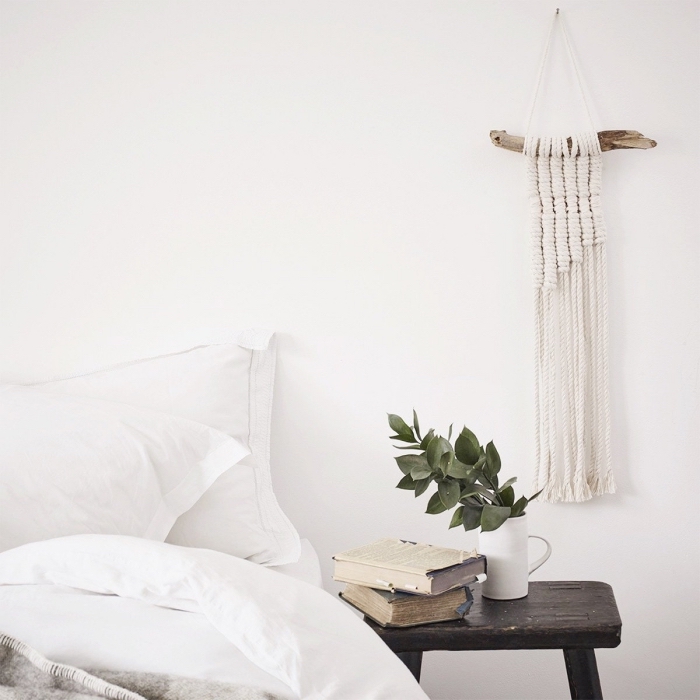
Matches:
[388,411,543,534]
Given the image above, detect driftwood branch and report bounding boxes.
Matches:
[490,130,657,153]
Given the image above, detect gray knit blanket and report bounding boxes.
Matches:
[0,633,285,700]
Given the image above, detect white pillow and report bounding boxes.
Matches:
[0,385,248,554]
[36,329,300,566]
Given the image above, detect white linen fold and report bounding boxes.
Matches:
[0,535,428,700]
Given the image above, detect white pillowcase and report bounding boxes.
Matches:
[36,329,300,566]
[0,385,249,554]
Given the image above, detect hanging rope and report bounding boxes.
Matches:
[525,12,615,502]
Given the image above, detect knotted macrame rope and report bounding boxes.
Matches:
[524,13,615,502]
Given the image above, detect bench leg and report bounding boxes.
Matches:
[563,648,603,700]
[396,651,423,683]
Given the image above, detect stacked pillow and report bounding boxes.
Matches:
[0,329,300,566]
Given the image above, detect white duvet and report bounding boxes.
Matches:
[0,535,428,700]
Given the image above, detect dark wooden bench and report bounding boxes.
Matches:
[364,581,621,700]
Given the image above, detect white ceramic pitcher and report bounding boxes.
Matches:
[478,513,551,600]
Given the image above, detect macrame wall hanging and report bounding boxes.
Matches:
[491,10,656,503]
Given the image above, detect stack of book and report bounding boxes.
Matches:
[333,538,486,628]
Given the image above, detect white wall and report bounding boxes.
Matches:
[1,2,698,698]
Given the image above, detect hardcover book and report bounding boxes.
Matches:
[340,582,474,627]
[333,538,486,595]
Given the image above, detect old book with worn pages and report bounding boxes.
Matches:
[332,538,486,595]
[340,582,475,627]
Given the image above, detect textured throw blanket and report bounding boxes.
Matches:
[0,633,282,700]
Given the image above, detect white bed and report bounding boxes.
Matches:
[0,330,428,700]
[0,540,321,699]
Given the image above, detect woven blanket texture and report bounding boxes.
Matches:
[0,634,283,700]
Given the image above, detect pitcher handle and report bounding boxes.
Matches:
[528,535,552,574]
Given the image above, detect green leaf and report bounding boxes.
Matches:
[470,483,499,504]
[395,454,429,476]
[462,504,483,531]
[472,454,486,471]
[426,436,453,470]
[475,464,499,493]
[510,496,528,517]
[446,459,471,479]
[439,451,453,476]
[449,506,465,529]
[426,491,448,514]
[528,488,544,502]
[485,441,502,477]
[447,424,453,441]
[419,429,435,450]
[461,495,483,507]
[461,467,479,486]
[438,479,461,509]
[410,463,433,480]
[390,434,420,443]
[498,477,518,492]
[475,471,490,487]
[388,414,415,439]
[480,505,511,532]
[454,427,481,465]
[393,444,423,450]
[461,426,480,449]
[499,485,515,507]
[414,477,431,497]
[396,474,416,490]
[412,410,422,441]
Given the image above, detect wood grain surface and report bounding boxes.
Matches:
[365,581,622,652]
[490,130,657,153]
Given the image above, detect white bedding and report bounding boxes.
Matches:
[0,384,249,553]
[32,330,301,566]
[0,536,427,700]
[269,539,323,588]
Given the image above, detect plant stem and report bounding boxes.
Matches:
[481,473,504,507]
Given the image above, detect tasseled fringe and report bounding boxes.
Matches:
[0,633,145,700]
[525,132,615,503]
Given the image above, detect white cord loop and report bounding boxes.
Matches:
[525,11,597,137]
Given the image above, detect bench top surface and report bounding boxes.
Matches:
[365,581,622,652]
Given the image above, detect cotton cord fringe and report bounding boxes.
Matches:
[0,632,146,700]
[525,132,615,502]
